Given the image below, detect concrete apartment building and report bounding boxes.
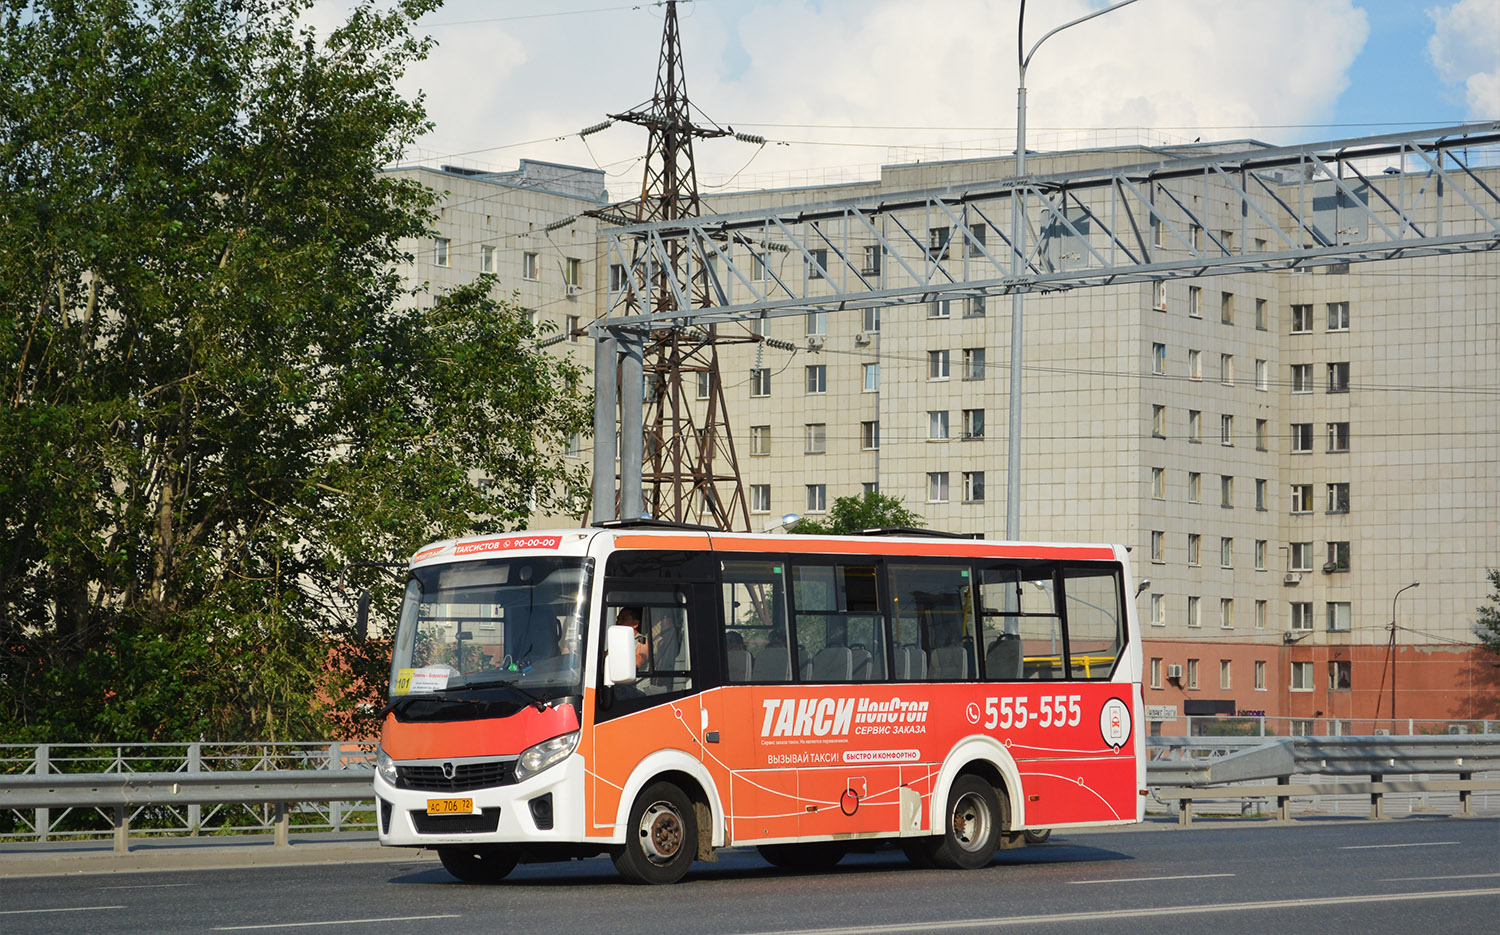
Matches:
[396,142,1500,733]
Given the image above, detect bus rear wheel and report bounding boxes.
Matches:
[757,841,849,872]
[929,775,1003,870]
[612,780,697,885]
[437,844,519,883]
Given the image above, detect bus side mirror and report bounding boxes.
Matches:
[356,590,372,640]
[604,625,639,686]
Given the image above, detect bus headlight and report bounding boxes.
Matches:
[376,747,399,786]
[513,730,580,783]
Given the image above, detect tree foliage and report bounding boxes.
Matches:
[1477,568,1500,663]
[0,0,593,742]
[788,491,924,536]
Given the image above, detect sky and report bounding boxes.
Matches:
[318,0,1500,199]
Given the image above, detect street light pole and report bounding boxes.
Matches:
[1006,0,1143,540]
[1389,580,1420,722]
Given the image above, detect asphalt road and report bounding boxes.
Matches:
[3,818,1498,934]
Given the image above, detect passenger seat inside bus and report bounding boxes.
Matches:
[986,634,1023,680]
[811,644,853,681]
[896,644,927,679]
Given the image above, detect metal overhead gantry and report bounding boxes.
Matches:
[591,122,1500,527]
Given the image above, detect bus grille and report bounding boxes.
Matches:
[410,808,502,835]
[398,760,515,792]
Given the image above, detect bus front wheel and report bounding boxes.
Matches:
[929,775,1004,870]
[1024,828,1052,844]
[612,780,697,885]
[437,845,519,883]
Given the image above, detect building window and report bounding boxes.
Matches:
[1327,601,1352,632]
[1327,421,1350,452]
[609,263,627,292]
[1220,659,1232,689]
[434,237,450,267]
[752,314,769,337]
[750,425,770,456]
[1291,660,1314,691]
[1329,660,1351,690]
[1221,292,1234,324]
[808,248,827,279]
[965,296,986,318]
[1290,542,1313,572]
[1151,593,1165,626]
[1220,538,1233,569]
[750,368,771,397]
[751,484,771,514]
[962,471,985,503]
[862,482,879,496]
[861,245,881,275]
[1255,539,1267,571]
[564,257,581,287]
[1291,303,1313,333]
[1186,658,1200,690]
[963,348,985,380]
[1255,660,1267,689]
[1188,410,1202,443]
[1327,361,1350,393]
[863,307,881,332]
[1188,349,1202,381]
[1255,359,1268,391]
[696,370,711,400]
[1219,354,1234,386]
[927,472,950,503]
[522,251,540,280]
[962,409,984,440]
[806,310,827,335]
[806,484,827,513]
[863,362,879,392]
[1291,363,1313,393]
[481,245,496,273]
[1150,657,1162,689]
[929,298,951,319]
[1327,301,1350,331]
[1327,482,1350,514]
[1153,280,1167,310]
[1256,419,1268,451]
[565,433,581,458]
[928,350,950,381]
[1291,423,1313,453]
[1187,534,1201,566]
[1291,484,1313,514]
[1326,541,1350,572]
[1188,471,1202,503]
[1291,601,1314,631]
[749,251,768,282]
[805,365,826,394]
[1255,478,1268,511]
[1151,467,1165,499]
[928,410,950,441]
[566,315,581,343]
[804,423,826,455]
[1189,224,1203,251]
[861,421,880,450]
[1152,405,1166,438]
[927,226,949,260]
[1153,219,1166,248]
[1255,600,1267,630]
[1220,475,1233,508]
[1188,286,1201,318]
[1150,531,1164,563]
[1221,414,1234,446]
[1255,297,1268,330]
[1152,343,1166,375]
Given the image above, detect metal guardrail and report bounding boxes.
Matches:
[1145,735,1500,824]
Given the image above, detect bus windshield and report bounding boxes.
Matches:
[389,557,592,703]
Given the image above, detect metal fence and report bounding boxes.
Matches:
[0,742,376,846]
[1150,716,1500,739]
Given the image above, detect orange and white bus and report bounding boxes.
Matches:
[375,522,1145,884]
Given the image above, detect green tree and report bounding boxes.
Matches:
[1476,568,1500,661]
[788,491,924,535]
[0,0,593,742]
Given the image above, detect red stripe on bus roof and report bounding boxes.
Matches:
[611,533,1115,562]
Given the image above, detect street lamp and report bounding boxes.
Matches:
[1006,0,1143,540]
[1388,580,1420,721]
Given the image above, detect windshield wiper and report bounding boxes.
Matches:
[384,693,485,720]
[462,674,548,711]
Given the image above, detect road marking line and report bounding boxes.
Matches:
[733,888,1500,935]
[1068,873,1234,885]
[1339,841,1461,850]
[1381,873,1500,882]
[213,915,461,931]
[99,882,199,890]
[0,906,127,916]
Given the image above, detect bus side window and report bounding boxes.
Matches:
[889,564,976,681]
[722,560,791,683]
[1059,567,1125,680]
[978,565,1063,681]
[792,563,887,683]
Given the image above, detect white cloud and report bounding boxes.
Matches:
[1428,0,1500,118]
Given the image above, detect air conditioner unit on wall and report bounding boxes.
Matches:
[854,332,871,346]
[807,334,826,349]
[1166,664,1183,680]
[1283,573,1302,585]
[567,284,582,297]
